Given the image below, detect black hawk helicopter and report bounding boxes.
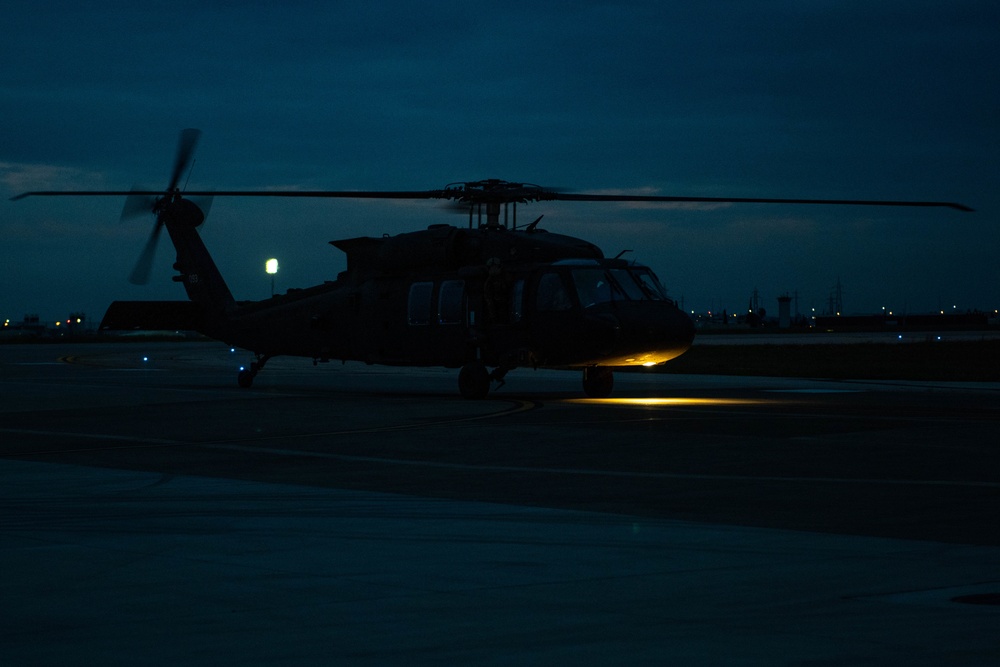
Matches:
[13,130,972,398]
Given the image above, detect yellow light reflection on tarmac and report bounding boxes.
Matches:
[565,397,767,407]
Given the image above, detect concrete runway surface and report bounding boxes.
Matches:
[2,342,998,665]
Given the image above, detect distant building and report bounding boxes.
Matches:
[814,312,989,331]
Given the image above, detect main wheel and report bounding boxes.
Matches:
[237,369,255,388]
[582,367,614,398]
[458,362,491,399]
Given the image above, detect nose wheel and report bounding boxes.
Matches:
[237,368,255,387]
[582,367,614,398]
[458,362,491,399]
[237,354,272,388]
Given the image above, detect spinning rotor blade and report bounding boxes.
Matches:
[168,128,202,192]
[129,220,164,285]
[189,194,214,219]
[120,185,157,221]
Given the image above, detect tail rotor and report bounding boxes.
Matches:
[124,128,204,285]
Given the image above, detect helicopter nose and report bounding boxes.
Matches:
[650,305,695,354]
[607,302,695,365]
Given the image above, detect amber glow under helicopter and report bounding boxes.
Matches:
[565,397,768,407]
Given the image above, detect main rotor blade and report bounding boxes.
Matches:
[11,190,180,199]
[11,188,973,212]
[167,128,201,192]
[129,220,164,285]
[170,190,454,200]
[9,189,447,201]
[539,192,974,212]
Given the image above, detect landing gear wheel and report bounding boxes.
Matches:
[582,367,614,398]
[458,362,491,399]
[237,368,255,388]
[237,355,272,389]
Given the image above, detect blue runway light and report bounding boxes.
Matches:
[142,356,149,362]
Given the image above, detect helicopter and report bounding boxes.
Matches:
[12,129,972,398]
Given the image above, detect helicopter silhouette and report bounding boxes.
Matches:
[13,130,972,398]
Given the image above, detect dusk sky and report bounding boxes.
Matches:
[3,1,997,325]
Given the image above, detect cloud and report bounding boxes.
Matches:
[0,162,108,195]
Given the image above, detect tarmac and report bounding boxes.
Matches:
[2,341,998,665]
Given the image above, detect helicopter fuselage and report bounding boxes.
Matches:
[181,222,695,393]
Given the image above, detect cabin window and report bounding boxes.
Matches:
[536,272,572,311]
[438,280,465,324]
[510,279,524,322]
[407,281,433,325]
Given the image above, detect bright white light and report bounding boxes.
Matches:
[265,258,279,275]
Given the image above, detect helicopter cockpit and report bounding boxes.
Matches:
[563,261,671,308]
[535,259,674,312]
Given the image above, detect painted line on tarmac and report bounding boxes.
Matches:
[200,442,1000,490]
[0,428,183,447]
[0,399,537,455]
[207,398,540,439]
[6,395,997,490]
[5,424,996,489]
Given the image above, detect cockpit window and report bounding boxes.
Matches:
[566,266,672,307]
[572,268,617,307]
[608,269,646,300]
[631,268,670,301]
[536,272,572,311]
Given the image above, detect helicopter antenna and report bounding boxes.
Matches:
[614,249,633,260]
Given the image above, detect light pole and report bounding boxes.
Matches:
[265,258,278,297]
